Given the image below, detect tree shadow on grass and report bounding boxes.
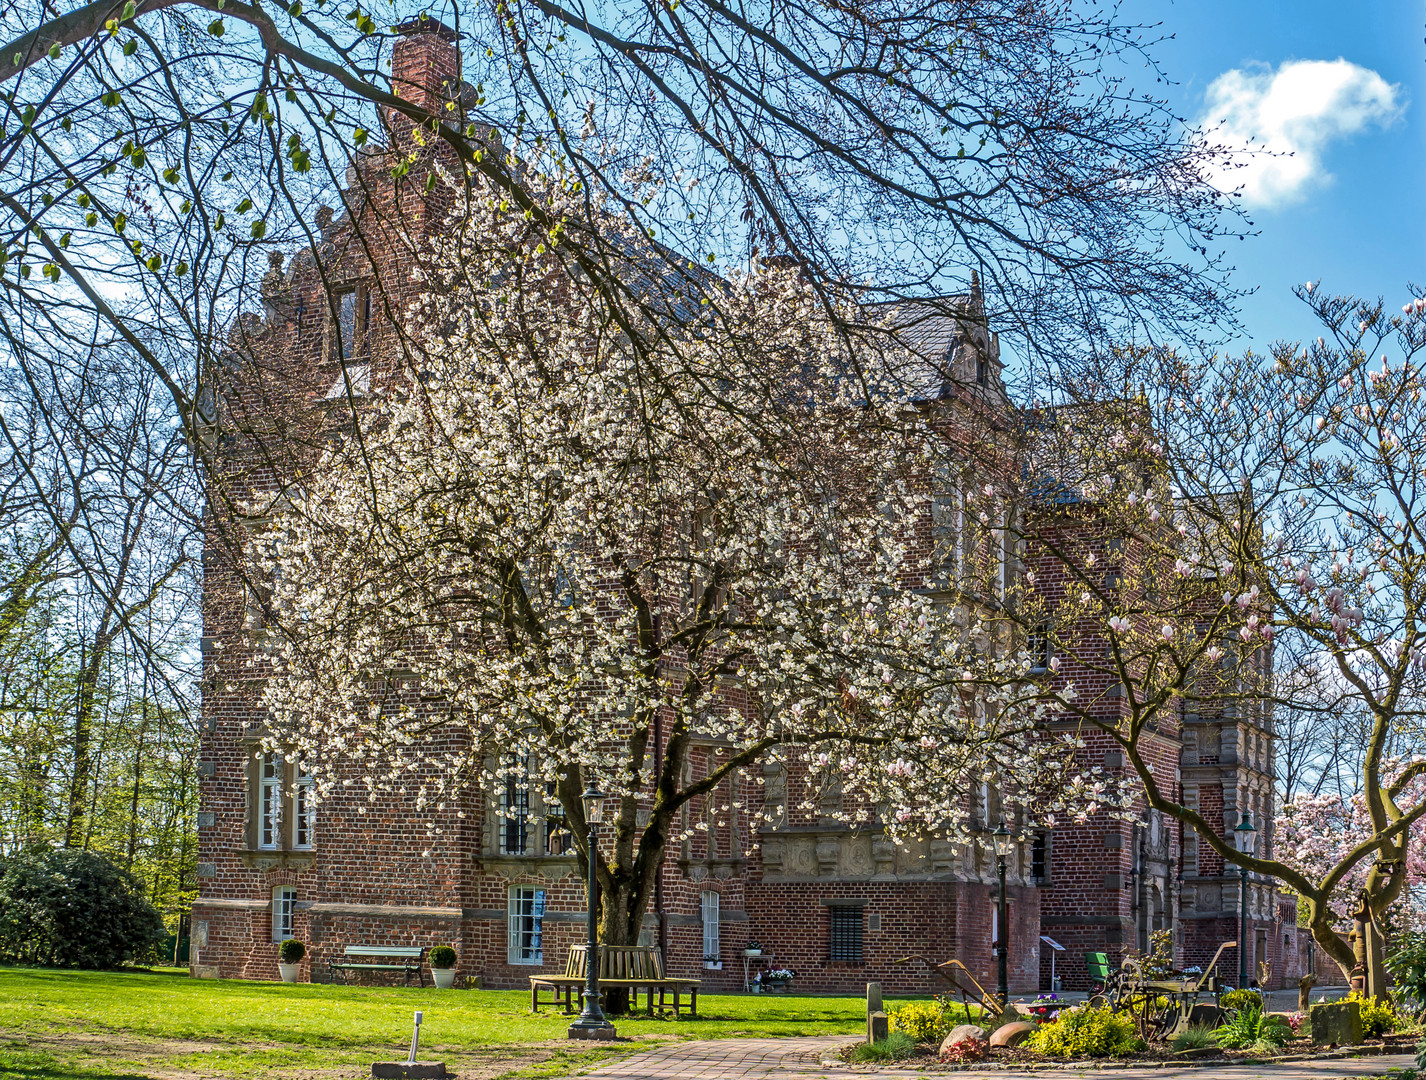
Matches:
[0,1048,160,1080]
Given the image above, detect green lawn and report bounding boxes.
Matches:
[0,967,871,1079]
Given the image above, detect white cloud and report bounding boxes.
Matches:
[1198,58,1403,208]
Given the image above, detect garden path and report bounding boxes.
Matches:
[579,1037,1416,1080]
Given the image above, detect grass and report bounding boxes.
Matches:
[0,966,869,1079]
[1169,1023,1217,1052]
[849,1030,916,1063]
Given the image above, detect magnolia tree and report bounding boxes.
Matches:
[243,180,1118,982]
[1277,770,1426,935]
[966,286,1426,994]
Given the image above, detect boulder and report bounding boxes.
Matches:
[1309,1000,1362,1046]
[989,1021,1036,1048]
[940,1024,988,1055]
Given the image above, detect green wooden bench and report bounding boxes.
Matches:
[530,945,699,1016]
[329,945,426,987]
[1086,951,1113,996]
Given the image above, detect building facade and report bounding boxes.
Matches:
[191,21,1303,996]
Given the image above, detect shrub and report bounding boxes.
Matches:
[1389,933,1426,1014]
[1348,992,1399,1038]
[429,945,457,969]
[1220,988,1266,1013]
[0,848,165,969]
[851,1032,916,1062]
[890,1001,952,1043]
[278,939,306,964]
[1170,1023,1217,1051]
[1211,1005,1291,1050]
[1026,1005,1142,1058]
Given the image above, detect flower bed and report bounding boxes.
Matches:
[839,1033,1419,1071]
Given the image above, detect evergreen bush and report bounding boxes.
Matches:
[429,945,457,969]
[0,848,165,968]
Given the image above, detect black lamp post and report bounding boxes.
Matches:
[992,821,1012,1008]
[569,786,615,1039]
[1233,811,1257,990]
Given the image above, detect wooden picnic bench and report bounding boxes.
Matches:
[329,945,426,987]
[530,944,699,1016]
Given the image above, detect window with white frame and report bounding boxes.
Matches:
[930,463,961,572]
[260,752,283,849]
[507,886,545,965]
[272,886,297,942]
[701,891,720,961]
[251,750,316,852]
[293,767,315,849]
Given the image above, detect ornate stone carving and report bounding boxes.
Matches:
[816,837,840,876]
[929,838,956,875]
[872,837,896,879]
[844,836,872,877]
[761,839,784,876]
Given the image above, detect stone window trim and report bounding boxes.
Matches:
[485,751,572,858]
[242,740,316,854]
[328,282,372,365]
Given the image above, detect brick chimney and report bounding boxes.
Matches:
[390,18,460,118]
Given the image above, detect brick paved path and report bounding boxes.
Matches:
[580,1038,1416,1080]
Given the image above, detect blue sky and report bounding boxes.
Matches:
[1144,0,1424,353]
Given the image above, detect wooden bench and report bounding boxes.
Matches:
[329,945,426,987]
[530,945,699,1016]
[1086,951,1113,998]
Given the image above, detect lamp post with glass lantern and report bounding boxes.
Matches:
[569,786,616,1039]
[1233,811,1257,990]
[992,821,1012,1008]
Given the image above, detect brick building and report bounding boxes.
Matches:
[190,21,1303,996]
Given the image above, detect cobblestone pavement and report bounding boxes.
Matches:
[579,1038,1416,1080]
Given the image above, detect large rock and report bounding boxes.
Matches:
[989,1021,1036,1048]
[1310,1000,1362,1046]
[940,1024,989,1055]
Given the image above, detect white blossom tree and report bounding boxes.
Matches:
[241,178,1117,984]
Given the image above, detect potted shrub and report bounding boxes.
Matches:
[743,940,763,957]
[277,939,305,983]
[429,945,458,989]
[702,953,722,970]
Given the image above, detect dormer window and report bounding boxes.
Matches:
[332,285,370,362]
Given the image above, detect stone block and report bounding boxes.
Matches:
[989,1021,1035,1048]
[567,1024,618,1041]
[865,981,882,1015]
[1310,1000,1362,1046]
[371,1063,446,1079]
[868,1010,888,1044]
